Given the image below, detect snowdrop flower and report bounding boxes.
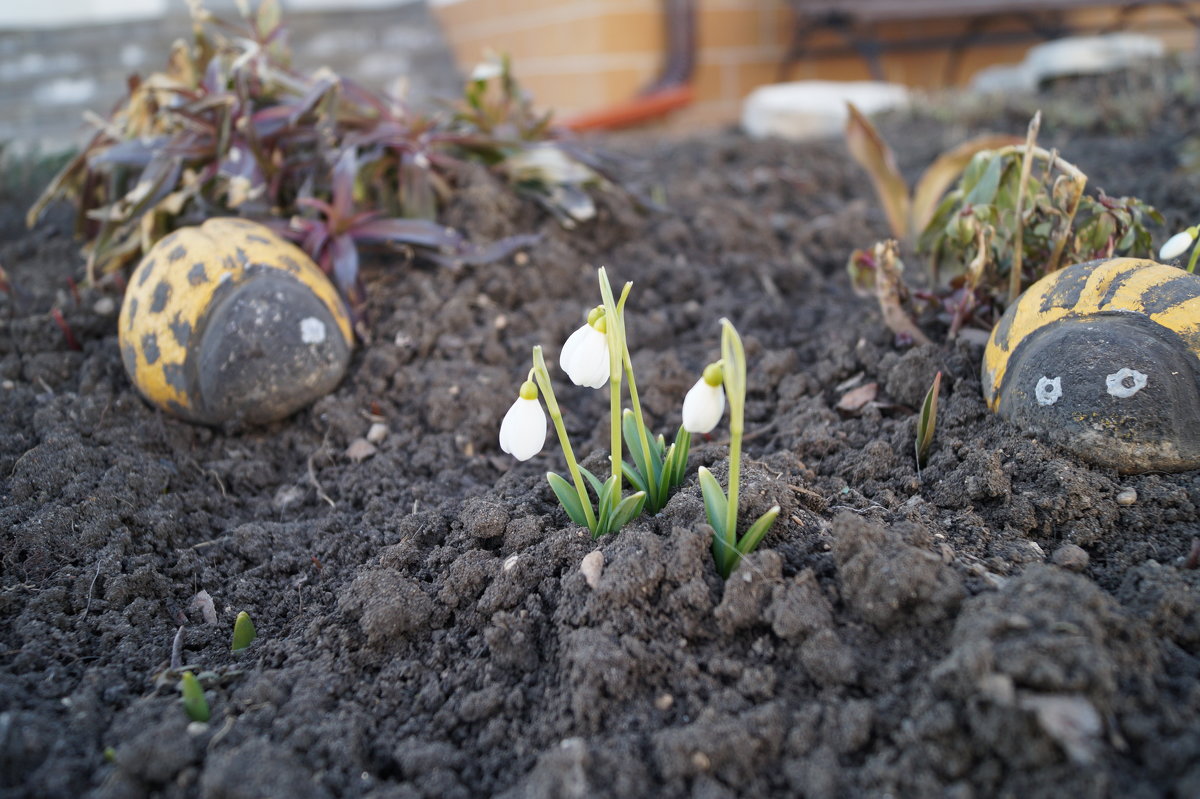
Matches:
[560,309,610,389]
[1159,227,1197,261]
[499,380,547,461]
[682,363,725,433]
[469,58,503,82]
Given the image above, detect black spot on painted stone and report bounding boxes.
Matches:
[280,255,302,274]
[169,315,191,348]
[1139,273,1200,316]
[168,244,188,263]
[1039,261,1091,314]
[126,297,138,331]
[246,234,272,245]
[163,362,188,394]
[121,343,138,375]
[188,262,209,286]
[151,281,172,313]
[137,259,156,286]
[142,333,160,365]
[1098,267,1139,309]
[992,302,1016,351]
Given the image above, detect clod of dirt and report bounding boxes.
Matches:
[714,551,782,634]
[884,344,946,408]
[460,497,508,540]
[831,512,965,628]
[765,568,834,640]
[339,569,439,644]
[200,739,332,799]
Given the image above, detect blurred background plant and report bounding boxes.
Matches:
[846,109,1161,341]
[25,0,618,326]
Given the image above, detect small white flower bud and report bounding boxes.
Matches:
[1159,229,1196,261]
[499,382,546,461]
[682,376,725,434]
[560,321,610,389]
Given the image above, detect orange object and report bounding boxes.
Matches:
[561,0,695,131]
[562,84,695,132]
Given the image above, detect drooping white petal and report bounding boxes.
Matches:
[682,378,725,433]
[499,397,547,461]
[561,324,610,389]
[1159,230,1195,261]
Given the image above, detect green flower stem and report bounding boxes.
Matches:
[621,346,658,499]
[597,267,631,491]
[532,346,597,529]
[1187,234,1200,274]
[720,320,748,554]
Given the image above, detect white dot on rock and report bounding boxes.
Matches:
[300,316,327,344]
[1035,376,1062,406]
[1106,367,1147,398]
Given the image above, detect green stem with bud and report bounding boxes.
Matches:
[531,346,597,529]
[720,320,745,551]
[597,267,630,493]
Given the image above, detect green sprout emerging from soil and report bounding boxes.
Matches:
[916,371,942,472]
[846,109,1162,341]
[499,267,691,537]
[231,611,257,652]
[180,670,210,723]
[25,0,614,321]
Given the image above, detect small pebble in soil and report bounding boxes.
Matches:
[1116,488,1138,506]
[503,554,520,572]
[580,550,604,589]
[691,752,711,771]
[93,296,116,315]
[366,422,389,445]
[1052,544,1090,572]
[655,694,674,711]
[345,438,377,462]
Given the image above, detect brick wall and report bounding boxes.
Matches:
[0,2,461,155]
[431,0,1200,131]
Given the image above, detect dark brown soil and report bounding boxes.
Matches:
[3,70,1199,799]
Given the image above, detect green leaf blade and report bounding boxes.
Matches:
[547,472,589,527]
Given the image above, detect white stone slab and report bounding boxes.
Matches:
[741,80,910,141]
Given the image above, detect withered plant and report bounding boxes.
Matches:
[846,109,1161,341]
[28,1,611,324]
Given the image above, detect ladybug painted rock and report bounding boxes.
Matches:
[118,218,353,425]
[983,258,1200,473]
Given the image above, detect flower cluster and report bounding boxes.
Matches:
[498,273,779,576]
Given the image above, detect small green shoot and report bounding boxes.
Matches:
[697,320,781,579]
[231,611,257,652]
[916,371,943,472]
[621,411,691,514]
[180,670,210,723]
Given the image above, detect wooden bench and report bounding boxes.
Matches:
[779,0,1200,83]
